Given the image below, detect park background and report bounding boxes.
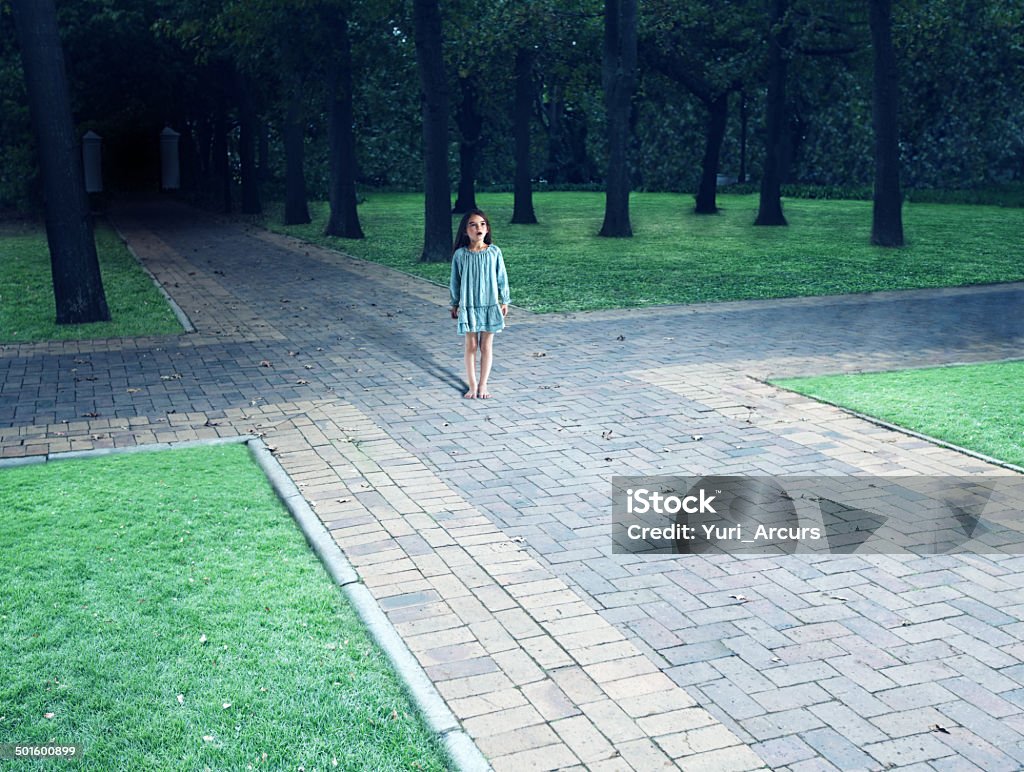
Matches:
[2,1,1024,770]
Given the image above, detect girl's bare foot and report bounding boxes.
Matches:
[464,386,477,399]
[476,387,491,399]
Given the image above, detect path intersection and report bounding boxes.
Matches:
[2,199,1024,771]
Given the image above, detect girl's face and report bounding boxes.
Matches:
[467,216,488,246]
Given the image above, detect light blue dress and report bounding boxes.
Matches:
[449,244,510,334]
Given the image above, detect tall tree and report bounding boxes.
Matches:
[869,0,903,246]
[236,70,262,214]
[413,0,452,261]
[511,46,538,224]
[599,0,638,237]
[641,0,759,214]
[282,75,311,225]
[324,2,364,238]
[452,71,482,213]
[10,0,110,324]
[755,0,789,226]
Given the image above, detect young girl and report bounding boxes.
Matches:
[449,209,510,399]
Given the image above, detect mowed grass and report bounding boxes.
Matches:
[0,444,451,771]
[0,221,182,343]
[774,360,1024,467]
[263,192,1024,313]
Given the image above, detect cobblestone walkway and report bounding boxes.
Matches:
[3,199,1024,771]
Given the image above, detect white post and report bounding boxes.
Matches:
[82,130,103,192]
[160,127,181,190]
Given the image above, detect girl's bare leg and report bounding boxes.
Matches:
[463,334,478,398]
[477,333,494,398]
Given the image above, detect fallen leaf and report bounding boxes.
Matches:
[126,388,141,394]
[729,594,748,603]
[532,351,547,357]
[930,724,951,734]
[160,373,182,381]
[691,435,704,441]
[602,430,614,440]
[259,360,273,368]
[616,335,625,341]
[297,379,310,385]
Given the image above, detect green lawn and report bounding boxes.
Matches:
[0,221,182,343]
[263,192,1024,313]
[0,444,451,770]
[773,360,1024,467]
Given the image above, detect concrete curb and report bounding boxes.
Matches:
[247,439,492,772]
[108,217,197,334]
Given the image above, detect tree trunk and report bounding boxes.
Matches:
[599,0,638,238]
[543,83,563,183]
[695,93,728,214]
[283,86,311,225]
[755,0,788,226]
[214,93,232,214]
[869,0,904,247]
[511,47,538,224]
[324,6,364,239]
[257,119,270,182]
[236,73,262,214]
[739,91,748,183]
[452,74,481,213]
[413,0,452,261]
[11,0,110,324]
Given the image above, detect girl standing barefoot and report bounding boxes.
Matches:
[449,209,510,398]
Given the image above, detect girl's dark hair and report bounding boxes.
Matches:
[452,209,492,254]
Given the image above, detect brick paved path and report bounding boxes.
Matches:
[3,198,1024,770]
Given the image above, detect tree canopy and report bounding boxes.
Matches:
[1,0,1021,221]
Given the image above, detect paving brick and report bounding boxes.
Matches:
[489,742,581,772]
[549,666,605,705]
[551,715,618,764]
[863,734,958,767]
[750,736,817,768]
[614,738,677,771]
[701,679,768,721]
[665,743,766,772]
[463,705,546,738]
[876,682,959,712]
[580,698,647,743]
[741,709,825,741]
[521,678,580,721]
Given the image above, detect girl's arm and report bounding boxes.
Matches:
[449,251,461,309]
[495,248,510,305]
